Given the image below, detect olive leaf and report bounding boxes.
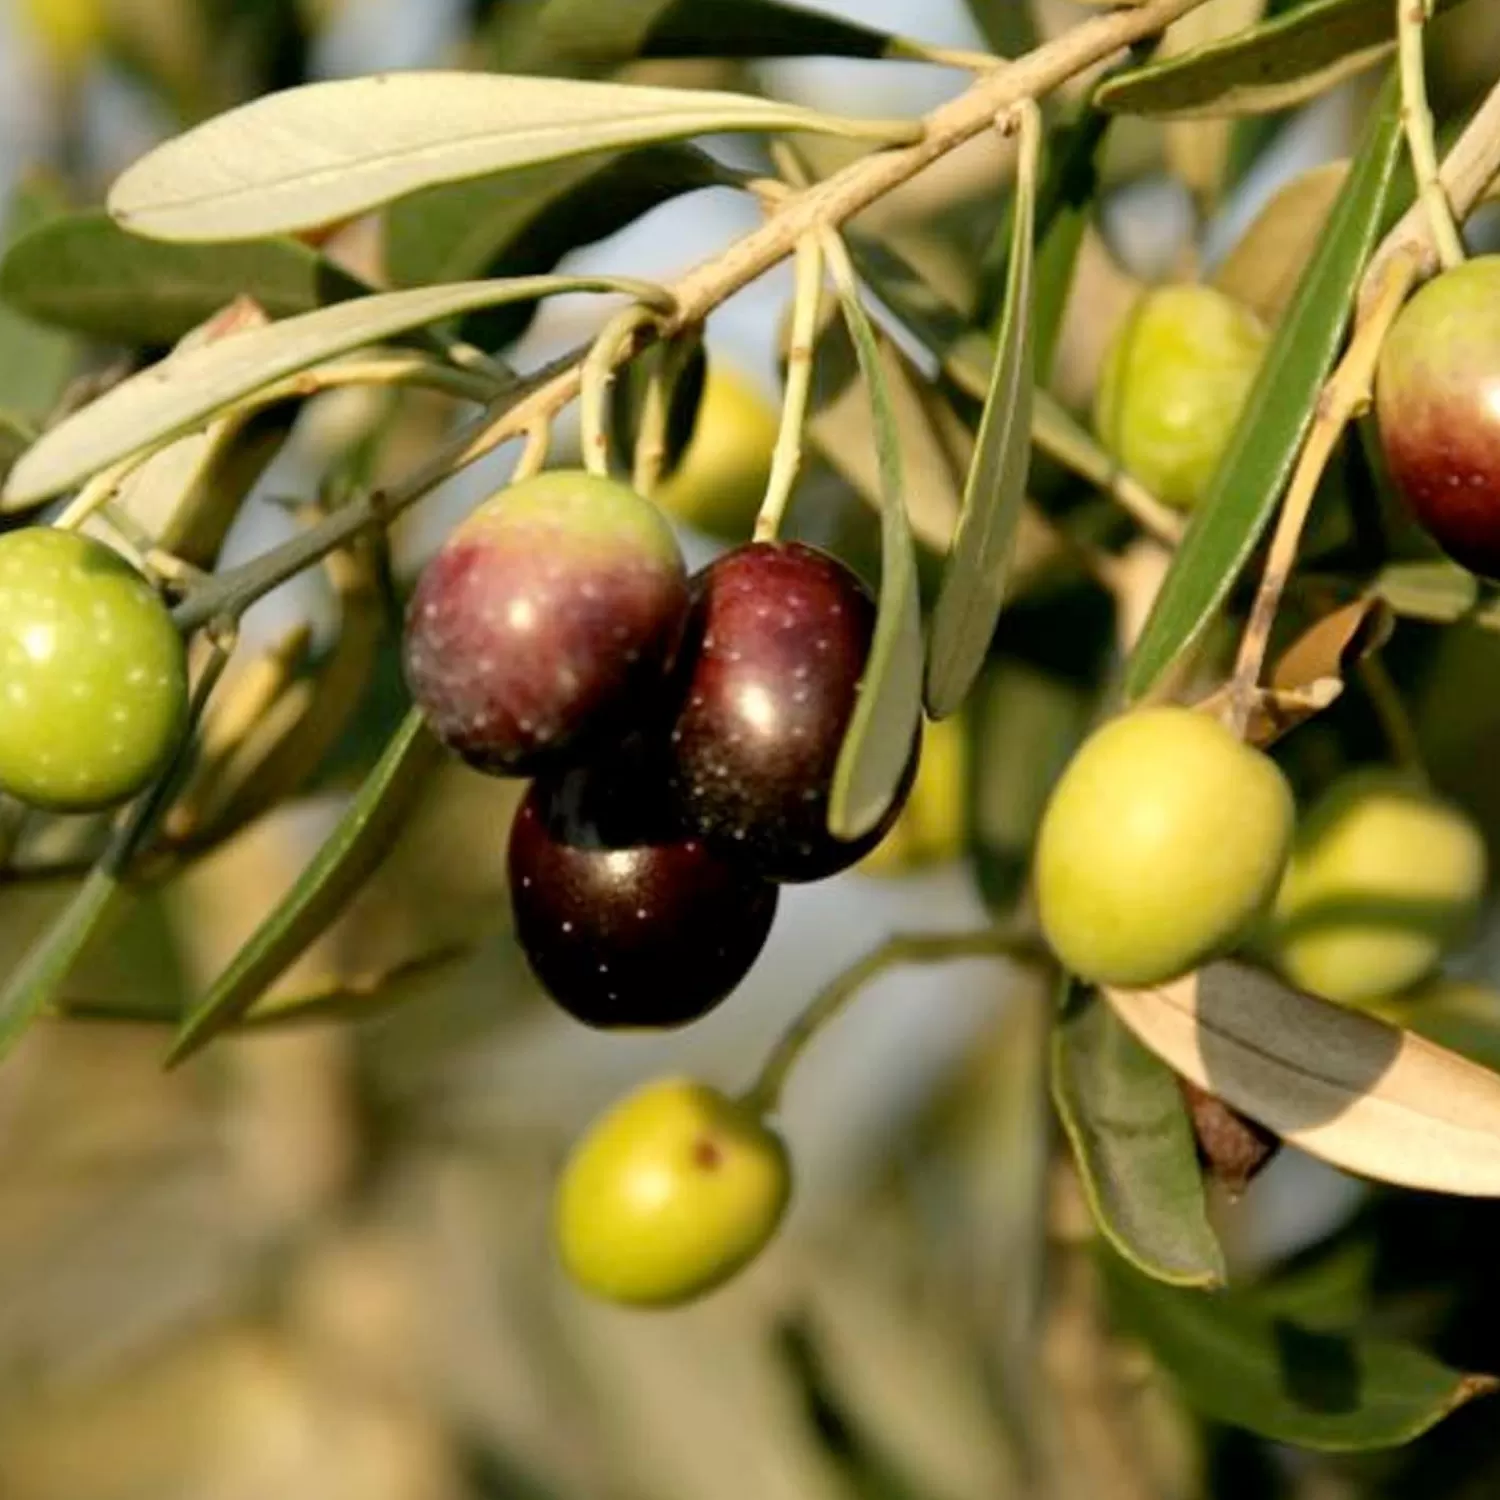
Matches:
[1053,983,1226,1288]
[1101,1248,1497,1449]
[384,145,731,348]
[3,273,660,506]
[1124,72,1405,703]
[0,176,79,422]
[0,210,371,348]
[1372,559,1500,631]
[1102,960,1500,1197]
[486,0,901,75]
[168,706,443,1063]
[107,72,918,244]
[0,410,35,487]
[824,248,925,844]
[1094,0,1467,119]
[924,103,1038,721]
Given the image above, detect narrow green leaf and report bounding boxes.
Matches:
[4,273,661,507]
[1053,985,1226,1289]
[924,109,1037,721]
[488,0,899,74]
[826,254,925,843]
[0,177,78,420]
[0,211,369,347]
[107,72,919,244]
[168,706,443,1064]
[0,410,35,484]
[1094,0,1468,119]
[0,866,122,1063]
[1124,73,1405,702]
[963,0,1039,58]
[1101,1248,1498,1449]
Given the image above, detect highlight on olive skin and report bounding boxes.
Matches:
[0,527,189,813]
[1261,768,1487,1009]
[1094,282,1269,512]
[1034,706,1296,988]
[507,761,779,1030]
[553,1078,792,1308]
[666,541,920,883]
[1374,255,1500,580]
[402,469,689,778]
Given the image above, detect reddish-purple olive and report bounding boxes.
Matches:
[403,470,688,776]
[507,762,778,1029]
[1375,256,1500,579]
[665,542,919,883]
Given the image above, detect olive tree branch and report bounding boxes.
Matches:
[171,0,1211,636]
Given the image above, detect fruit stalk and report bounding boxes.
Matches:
[743,928,1046,1114]
[1396,0,1465,273]
[169,0,1214,638]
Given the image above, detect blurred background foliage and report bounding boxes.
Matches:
[6,0,1500,1496]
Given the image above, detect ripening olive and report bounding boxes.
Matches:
[554,1078,791,1308]
[1034,707,1295,987]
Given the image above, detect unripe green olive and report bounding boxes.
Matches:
[0,528,189,812]
[553,1078,791,1308]
[1035,707,1295,987]
[1094,283,1269,511]
[653,363,778,541]
[1262,769,1487,1008]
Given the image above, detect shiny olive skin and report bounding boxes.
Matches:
[666,542,919,883]
[0,528,188,812]
[1375,256,1500,579]
[403,470,688,777]
[507,762,778,1028]
[554,1078,791,1307]
[1035,707,1295,987]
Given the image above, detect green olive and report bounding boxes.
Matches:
[0,528,188,812]
[1262,769,1487,1007]
[553,1077,791,1307]
[1035,707,1295,987]
[1094,283,1269,511]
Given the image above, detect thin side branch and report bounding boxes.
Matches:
[1397,0,1465,271]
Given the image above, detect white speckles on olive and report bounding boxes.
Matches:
[0,529,188,813]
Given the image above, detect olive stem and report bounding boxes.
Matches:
[754,235,826,543]
[580,303,675,480]
[1397,0,1466,272]
[743,928,1048,1116]
[169,0,1212,637]
[632,328,702,496]
[887,38,1008,71]
[1226,252,1420,729]
[1361,74,1500,315]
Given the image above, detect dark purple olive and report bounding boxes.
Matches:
[665,541,919,883]
[507,762,778,1029]
[403,470,688,776]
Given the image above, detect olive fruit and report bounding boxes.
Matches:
[1094,283,1268,511]
[1035,707,1295,987]
[508,762,778,1028]
[1374,256,1500,579]
[554,1077,791,1307]
[0,528,188,812]
[403,470,688,776]
[1261,769,1486,1008]
[653,362,779,541]
[666,541,920,883]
